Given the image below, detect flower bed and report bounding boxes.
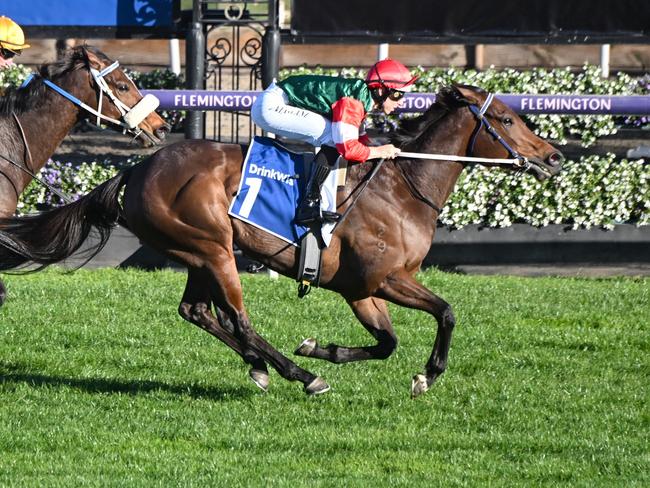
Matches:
[18,160,125,214]
[444,155,649,229]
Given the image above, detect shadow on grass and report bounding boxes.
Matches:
[0,362,254,401]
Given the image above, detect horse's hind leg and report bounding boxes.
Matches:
[295,297,398,363]
[376,270,456,398]
[212,305,269,391]
[179,268,270,391]
[203,254,330,395]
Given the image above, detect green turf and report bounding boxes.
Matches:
[0,268,648,487]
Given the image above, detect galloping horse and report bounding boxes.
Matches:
[0,45,168,304]
[0,85,563,397]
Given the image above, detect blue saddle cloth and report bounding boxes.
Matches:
[228,136,311,245]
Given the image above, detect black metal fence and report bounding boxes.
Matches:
[185,0,280,143]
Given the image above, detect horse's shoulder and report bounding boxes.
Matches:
[339,159,397,191]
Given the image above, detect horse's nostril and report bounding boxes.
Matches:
[547,152,564,167]
[155,124,170,140]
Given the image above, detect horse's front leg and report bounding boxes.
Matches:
[376,270,456,398]
[0,194,17,307]
[295,297,398,363]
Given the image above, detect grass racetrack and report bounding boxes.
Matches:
[0,268,648,486]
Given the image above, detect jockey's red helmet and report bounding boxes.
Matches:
[365,58,418,91]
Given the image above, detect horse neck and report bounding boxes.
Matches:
[398,108,472,209]
[10,77,87,191]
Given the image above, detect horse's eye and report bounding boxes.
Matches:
[503,117,513,127]
[116,82,129,92]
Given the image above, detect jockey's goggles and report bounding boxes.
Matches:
[0,47,19,59]
[386,89,405,101]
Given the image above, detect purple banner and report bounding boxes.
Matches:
[498,95,650,115]
[144,90,259,112]
[143,90,650,115]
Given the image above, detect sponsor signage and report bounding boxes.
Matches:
[2,0,182,38]
[2,0,175,27]
[144,90,650,115]
[498,95,650,115]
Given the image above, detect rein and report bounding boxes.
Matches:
[13,112,35,175]
[395,162,442,214]
[398,93,532,170]
[397,151,524,166]
[0,153,73,205]
[392,92,534,215]
[0,112,73,204]
[334,158,386,226]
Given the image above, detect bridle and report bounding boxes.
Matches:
[399,93,532,170]
[466,93,531,171]
[2,57,160,203]
[20,59,160,141]
[395,92,535,214]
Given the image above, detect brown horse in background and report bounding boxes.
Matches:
[0,85,563,397]
[0,45,168,304]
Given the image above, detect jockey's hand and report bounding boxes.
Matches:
[368,144,401,160]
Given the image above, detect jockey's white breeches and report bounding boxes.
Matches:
[251,83,335,147]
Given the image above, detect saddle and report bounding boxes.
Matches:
[228,136,380,297]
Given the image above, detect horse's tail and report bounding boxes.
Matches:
[0,168,132,271]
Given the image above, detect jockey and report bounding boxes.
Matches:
[0,16,30,70]
[251,58,418,225]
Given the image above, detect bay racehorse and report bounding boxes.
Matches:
[0,85,563,397]
[0,45,168,304]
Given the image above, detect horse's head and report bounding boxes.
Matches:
[53,46,169,146]
[453,85,563,181]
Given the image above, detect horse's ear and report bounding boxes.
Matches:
[452,84,482,106]
[82,47,103,70]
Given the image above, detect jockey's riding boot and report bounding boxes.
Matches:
[295,146,341,225]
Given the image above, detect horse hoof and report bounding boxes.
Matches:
[249,368,269,392]
[305,377,330,395]
[411,374,429,398]
[295,338,317,357]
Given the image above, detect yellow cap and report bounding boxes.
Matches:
[0,16,30,51]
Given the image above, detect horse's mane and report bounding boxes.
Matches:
[0,46,110,116]
[390,84,485,149]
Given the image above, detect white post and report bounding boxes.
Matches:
[169,38,181,75]
[600,44,610,78]
[378,43,389,60]
[475,44,485,70]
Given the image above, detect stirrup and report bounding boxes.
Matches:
[295,207,340,226]
[295,199,320,225]
[320,210,341,223]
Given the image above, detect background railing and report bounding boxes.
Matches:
[144,89,650,115]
